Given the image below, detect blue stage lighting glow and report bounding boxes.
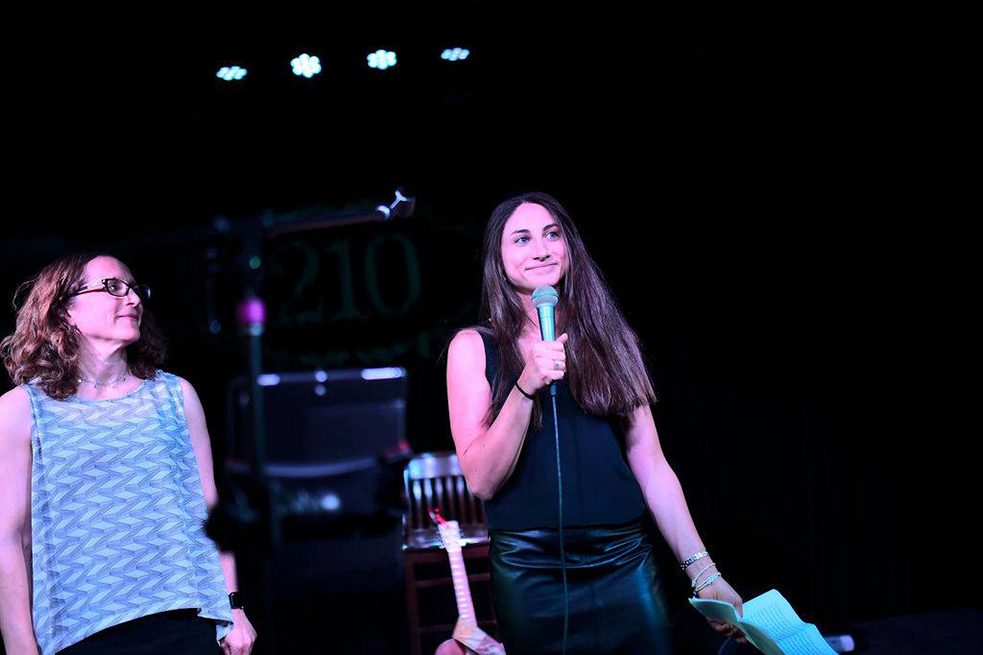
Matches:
[367,50,397,70]
[291,53,322,78]
[216,66,247,81]
[361,367,405,380]
[441,48,470,61]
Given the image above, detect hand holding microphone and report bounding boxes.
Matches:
[517,285,566,397]
[518,333,568,395]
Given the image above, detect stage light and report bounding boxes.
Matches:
[320,493,341,512]
[291,53,322,78]
[367,49,397,70]
[441,48,470,62]
[361,367,404,380]
[216,66,247,81]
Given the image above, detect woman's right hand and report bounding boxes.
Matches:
[517,333,569,394]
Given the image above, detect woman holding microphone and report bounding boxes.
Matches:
[446,192,746,654]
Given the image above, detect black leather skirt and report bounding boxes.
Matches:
[490,519,675,655]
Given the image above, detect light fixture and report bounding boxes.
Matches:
[216,66,247,81]
[291,54,322,78]
[441,48,470,62]
[367,50,397,70]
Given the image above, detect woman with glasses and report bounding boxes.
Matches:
[0,254,256,655]
[446,193,746,654]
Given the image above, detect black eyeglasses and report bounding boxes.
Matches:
[72,278,151,302]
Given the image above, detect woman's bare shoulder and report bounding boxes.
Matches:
[0,386,32,444]
[447,329,487,378]
[450,328,483,347]
[0,386,30,411]
[449,328,486,355]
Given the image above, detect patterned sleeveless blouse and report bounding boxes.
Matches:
[25,371,233,655]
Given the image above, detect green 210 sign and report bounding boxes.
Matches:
[271,232,422,327]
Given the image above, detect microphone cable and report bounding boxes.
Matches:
[552,391,568,655]
[532,284,568,655]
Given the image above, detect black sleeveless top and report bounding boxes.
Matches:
[479,331,647,531]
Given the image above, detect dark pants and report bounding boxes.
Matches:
[490,519,675,655]
[57,609,222,655]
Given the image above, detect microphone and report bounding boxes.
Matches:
[532,285,560,396]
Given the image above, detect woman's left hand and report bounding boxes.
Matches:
[221,609,257,655]
[696,576,749,645]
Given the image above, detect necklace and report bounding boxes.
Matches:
[77,370,129,388]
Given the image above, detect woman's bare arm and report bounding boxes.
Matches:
[0,387,39,654]
[180,378,257,655]
[446,330,567,500]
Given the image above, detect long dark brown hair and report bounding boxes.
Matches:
[475,192,656,427]
[1,253,167,400]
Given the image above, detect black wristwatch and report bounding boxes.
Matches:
[229,592,244,610]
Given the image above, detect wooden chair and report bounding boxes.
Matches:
[403,452,498,655]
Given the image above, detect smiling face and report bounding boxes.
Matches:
[500,202,569,295]
[66,256,144,349]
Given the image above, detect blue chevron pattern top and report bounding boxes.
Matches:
[25,371,233,655]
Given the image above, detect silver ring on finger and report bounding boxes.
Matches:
[554,359,562,370]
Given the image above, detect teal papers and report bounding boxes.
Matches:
[689,589,836,655]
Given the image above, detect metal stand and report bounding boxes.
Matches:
[205,190,415,654]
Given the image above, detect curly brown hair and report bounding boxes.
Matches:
[0,253,167,400]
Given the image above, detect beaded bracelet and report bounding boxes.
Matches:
[690,562,718,590]
[679,551,709,570]
[694,572,723,595]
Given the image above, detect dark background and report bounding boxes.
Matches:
[2,5,975,654]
